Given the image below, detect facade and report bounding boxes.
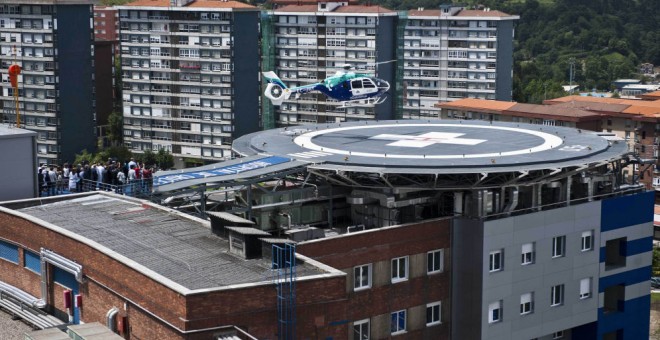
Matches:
[263,1,398,127]
[0,120,653,339]
[0,125,37,200]
[0,0,97,165]
[400,5,519,119]
[117,0,261,165]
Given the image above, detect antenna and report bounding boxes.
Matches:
[568,58,575,95]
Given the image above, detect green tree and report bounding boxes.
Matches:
[139,149,158,168]
[156,149,174,170]
[654,247,660,276]
[107,111,123,146]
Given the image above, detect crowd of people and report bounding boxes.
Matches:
[37,158,157,197]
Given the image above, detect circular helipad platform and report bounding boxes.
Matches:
[233,120,628,174]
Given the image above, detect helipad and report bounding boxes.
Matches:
[233,120,628,174]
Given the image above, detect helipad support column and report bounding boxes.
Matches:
[566,175,572,206]
[454,191,463,216]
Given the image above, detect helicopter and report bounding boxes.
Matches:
[262,61,394,108]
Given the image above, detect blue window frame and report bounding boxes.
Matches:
[0,240,19,264]
[24,250,41,273]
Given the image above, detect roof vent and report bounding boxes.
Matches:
[226,227,271,259]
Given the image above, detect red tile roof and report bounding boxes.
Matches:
[505,103,601,121]
[435,98,517,112]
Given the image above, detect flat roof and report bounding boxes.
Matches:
[0,125,37,139]
[16,194,328,293]
[233,120,629,174]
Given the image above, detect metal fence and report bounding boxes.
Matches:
[39,179,153,199]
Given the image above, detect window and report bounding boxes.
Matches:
[24,250,40,273]
[426,301,441,326]
[581,230,593,251]
[391,256,408,283]
[580,278,591,299]
[390,310,406,335]
[489,249,503,272]
[552,236,565,258]
[553,330,564,339]
[354,264,372,291]
[488,301,502,323]
[520,293,533,315]
[427,249,443,274]
[521,243,534,265]
[605,237,626,269]
[551,284,564,307]
[0,240,19,264]
[353,319,369,340]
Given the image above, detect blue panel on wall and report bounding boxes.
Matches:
[23,250,40,273]
[0,240,19,264]
[597,294,650,340]
[599,266,652,293]
[601,192,654,232]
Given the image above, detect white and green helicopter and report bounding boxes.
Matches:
[262,61,394,107]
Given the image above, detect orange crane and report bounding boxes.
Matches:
[8,46,21,128]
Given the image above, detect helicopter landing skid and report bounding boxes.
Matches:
[340,95,387,108]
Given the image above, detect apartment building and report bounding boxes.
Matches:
[263,1,397,127]
[0,1,97,165]
[117,0,260,165]
[400,5,519,119]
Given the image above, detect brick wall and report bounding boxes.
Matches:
[0,211,352,339]
[297,218,452,339]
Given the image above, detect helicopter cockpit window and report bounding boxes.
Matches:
[351,80,363,89]
[363,79,376,88]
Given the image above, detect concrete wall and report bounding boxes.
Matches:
[0,131,38,200]
[481,202,601,340]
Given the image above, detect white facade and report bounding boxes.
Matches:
[117,4,259,162]
[270,2,397,125]
[401,6,519,119]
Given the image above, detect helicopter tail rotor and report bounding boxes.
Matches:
[262,71,291,106]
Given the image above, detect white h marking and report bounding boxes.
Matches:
[370,132,486,148]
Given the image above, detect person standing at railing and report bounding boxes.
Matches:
[69,171,79,193]
[47,166,57,196]
[116,168,126,194]
[62,163,70,193]
[142,166,152,192]
[127,164,136,196]
[96,163,105,190]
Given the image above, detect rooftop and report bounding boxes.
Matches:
[435,98,517,112]
[233,119,628,175]
[121,0,256,9]
[15,194,328,293]
[0,125,37,139]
